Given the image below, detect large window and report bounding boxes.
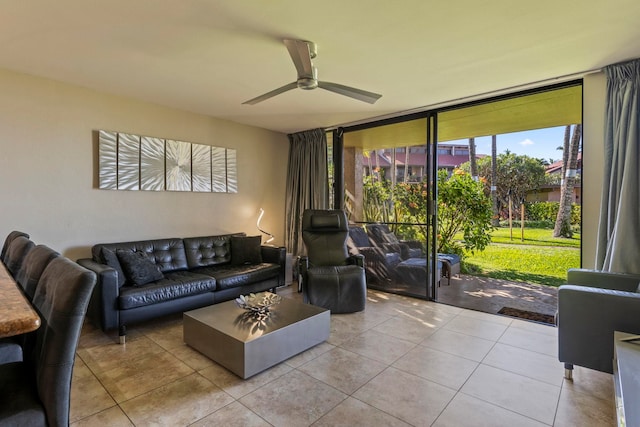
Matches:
[339,82,582,306]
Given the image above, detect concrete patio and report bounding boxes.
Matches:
[437,274,558,323]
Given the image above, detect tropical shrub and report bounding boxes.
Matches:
[526,201,581,226]
[437,169,494,257]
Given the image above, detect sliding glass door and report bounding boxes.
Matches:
[338,113,439,300]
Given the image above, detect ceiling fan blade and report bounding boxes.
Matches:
[242,82,298,105]
[317,81,382,104]
[284,39,314,78]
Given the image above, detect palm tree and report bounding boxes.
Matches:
[553,124,582,237]
[491,135,499,226]
[469,137,478,180]
[404,146,410,182]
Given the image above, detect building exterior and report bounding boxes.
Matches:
[360,144,485,182]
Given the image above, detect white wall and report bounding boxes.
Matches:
[581,72,607,268]
[0,69,289,260]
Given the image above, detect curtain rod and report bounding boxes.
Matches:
[325,67,601,131]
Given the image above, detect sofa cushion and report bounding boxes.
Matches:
[194,263,280,290]
[100,247,126,288]
[118,271,216,310]
[230,236,262,266]
[92,238,188,273]
[184,234,242,268]
[116,250,164,286]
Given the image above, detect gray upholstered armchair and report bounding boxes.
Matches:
[558,268,640,379]
[299,210,366,314]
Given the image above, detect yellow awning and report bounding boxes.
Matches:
[344,85,582,150]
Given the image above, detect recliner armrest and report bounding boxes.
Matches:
[348,254,365,268]
[567,268,640,292]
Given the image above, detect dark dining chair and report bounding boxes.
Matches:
[299,209,366,313]
[3,235,35,277]
[0,256,96,426]
[15,244,61,300]
[0,231,29,263]
[0,234,30,365]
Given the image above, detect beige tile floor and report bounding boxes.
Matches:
[70,286,615,426]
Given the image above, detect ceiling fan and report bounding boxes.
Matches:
[242,39,382,105]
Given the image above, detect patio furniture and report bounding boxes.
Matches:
[366,224,423,260]
[347,225,402,284]
[558,268,640,379]
[299,210,366,313]
[437,253,461,286]
[396,257,442,288]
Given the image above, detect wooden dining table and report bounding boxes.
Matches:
[0,262,40,338]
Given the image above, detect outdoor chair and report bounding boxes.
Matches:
[347,225,402,284]
[299,210,366,313]
[558,268,640,379]
[366,223,423,260]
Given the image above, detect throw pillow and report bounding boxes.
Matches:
[101,247,126,288]
[230,235,262,266]
[115,249,164,286]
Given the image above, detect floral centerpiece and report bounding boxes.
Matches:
[235,292,282,317]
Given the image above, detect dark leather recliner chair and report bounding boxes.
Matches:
[299,210,367,314]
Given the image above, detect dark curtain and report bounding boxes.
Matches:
[596,59,640,273]
[285,128,329,255]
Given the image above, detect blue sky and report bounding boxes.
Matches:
[441,126,568,163]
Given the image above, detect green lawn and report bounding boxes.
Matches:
[457,226,580,287]
[489,226,580,248]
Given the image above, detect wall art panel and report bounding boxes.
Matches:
[117,133,140,190]
[98,130,117,190]
[192,143,212,192]
[211,146,227,193]
[226,148,238,193]
[97,130,237,194]
[140,136,165,191]
[166,139,192,192]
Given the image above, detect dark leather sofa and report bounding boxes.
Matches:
[77,233,285,343]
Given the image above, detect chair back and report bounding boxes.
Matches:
[366,223,398,245]
[3,236,35,276]
[15,245,60,300]
[348,226,371,248]
[1,230,29,262]
[29,257,97,427]
[302,210,349,266]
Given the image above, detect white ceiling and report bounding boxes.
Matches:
[2,0,639,134]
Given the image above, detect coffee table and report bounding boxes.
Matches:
[183,293,330,379]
